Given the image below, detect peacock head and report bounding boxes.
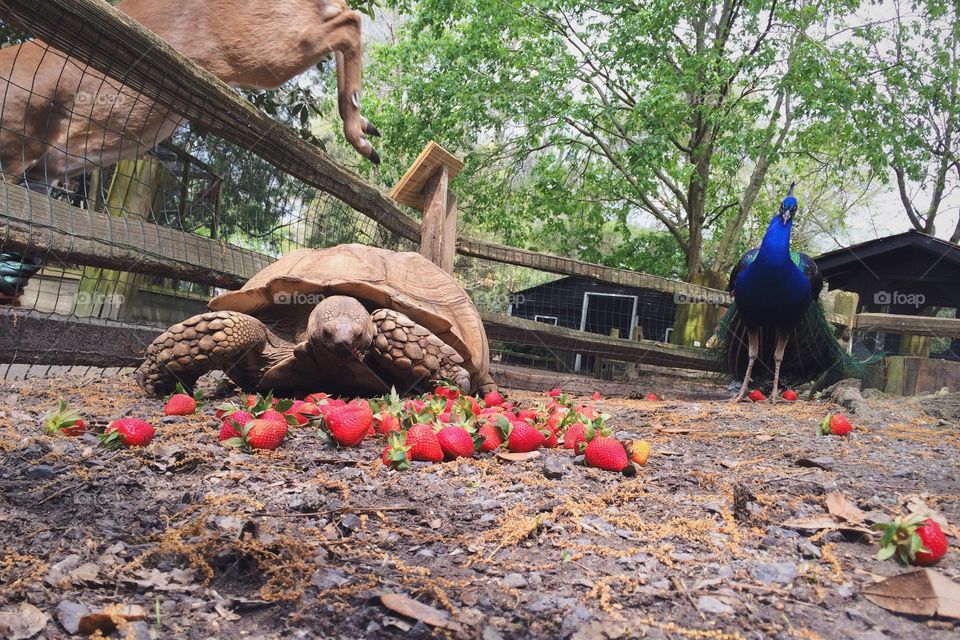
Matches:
[779,182,798,223]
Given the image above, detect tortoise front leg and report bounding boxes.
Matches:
[136,311,270,396]
[368,309,471,393]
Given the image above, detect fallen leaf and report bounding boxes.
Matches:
[795,457,834,471]
[496,451,540,462]
[864,569,960,619]
[826,491,867,524]
[0,602,49,639]
[781,516,874,536]
[719,460,740,469]
[904,496,960,539]
[380,594,462,631]
[214,603,241,621]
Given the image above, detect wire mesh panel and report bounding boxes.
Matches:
[0,4,413,381]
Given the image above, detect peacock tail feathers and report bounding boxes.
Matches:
[718,300,880,390]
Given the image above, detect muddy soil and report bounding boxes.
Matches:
[0,373,958,639]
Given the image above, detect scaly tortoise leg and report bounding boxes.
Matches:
[136,311,269,397]
[368,309,471,392]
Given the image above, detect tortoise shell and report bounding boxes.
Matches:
[207,244,490,386]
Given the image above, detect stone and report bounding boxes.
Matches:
[542,457,568,479]
[56,601,89,634]
[696,595,734,615]
[25,464,55,480]
[751,562,798,585]
[502,573,527,589]
[797,540,822,559]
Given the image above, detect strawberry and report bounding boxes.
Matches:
[222,418,288,451]
[434,383,461,400]
[627,439,650,466]
[382,432,413,470]
[591,392,602,401]
[406,423,444,462]
[163,382,202,416]
[548,388,562,398]
[482,390,505,407]
[508,421,546,453]
[874,515,949,566]
[373,411,402,436]
[645,393,658,401]
[325,403,373,447]
[563,422,587,451]
[543,427,559,449]
[283,400,312,426]
[477,421,505,452]
[582,420,628,472]
[818,413,852,436]
[747,389,765,402]
[219,410,254,441]
[782,389,798,402]
[437,426,475,460]
[305,392,331,405]
[99,418,155,449]
[246,420,288,450]
[43,400,88,437]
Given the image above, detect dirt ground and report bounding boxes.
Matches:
[1,372,958,640]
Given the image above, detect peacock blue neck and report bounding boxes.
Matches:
[756,214,793,264]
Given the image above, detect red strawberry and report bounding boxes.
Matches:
[508,421,546,453]
[382,432,413,470]
[747,389,765,402]
[477,422,505,452]
[245,419,288,450]
[563,422,587,451]
[373,411,402,436]
[818,413,852,436]
[260,408,294,427]
[548,388,562,397]
[543,427,559,449]
[437,426,475,460]
[219,410,254,441]
[584,435,629,472]
[325,403,373,447]
[406,424,444,462]
[782,389,798,402]
[304,392,330,405]
[99,418,155,448]
[43,400,88,437]
[645,393,658,401]
[437,411,453,424]
[875,515,949,566]
[163,383,202,416]
[482,390,505,407]
[591,392,602,401]
[404,398,427,414]
[283,400,309,425]
[517,408,539,421]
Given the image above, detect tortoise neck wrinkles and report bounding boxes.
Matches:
[307,295,375,358]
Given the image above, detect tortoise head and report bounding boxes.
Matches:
[307,295,375,361]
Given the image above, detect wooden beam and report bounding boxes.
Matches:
[855,312,960,339]
[0,307,159,367]
[440,192,458,273]
[0,182,269,288]
[482,313,723,372]
[390,141,464,210]
[419,166,448,267]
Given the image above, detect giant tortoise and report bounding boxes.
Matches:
[136,244,496,397]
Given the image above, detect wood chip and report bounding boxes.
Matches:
[864,569,960,619]
[496,451,541,462]
[380,594,462,631]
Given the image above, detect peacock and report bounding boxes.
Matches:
[720,184,865,402]
[0,251,42,306]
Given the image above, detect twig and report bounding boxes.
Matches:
[671,576,704,620]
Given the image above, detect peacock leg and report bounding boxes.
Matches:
[770,331,790,404]
[731,329,759,402]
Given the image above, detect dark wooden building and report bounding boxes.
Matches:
[815,230,960,359]
[506,276,677,372]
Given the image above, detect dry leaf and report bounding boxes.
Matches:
[826,491,867,524]
[904,496,960,539]
[0,602,49,640]
[380,594,462,631]
[496,451,540,462]
[864,569,960,619]
[719,460,740,469]
[781,516,873,536]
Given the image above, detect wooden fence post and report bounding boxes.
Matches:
[390,142,464,272]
